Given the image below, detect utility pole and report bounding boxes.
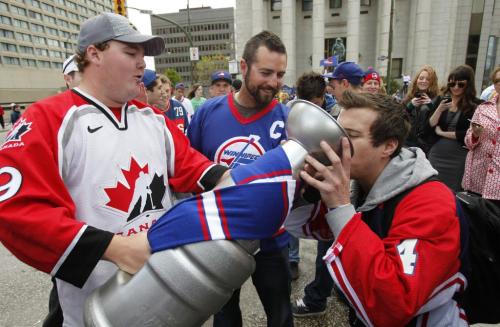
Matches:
[386,0,395,93]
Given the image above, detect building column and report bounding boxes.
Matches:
[346,0,360,62]
[474,0,494,91]
[375,0,391,76]
[281,0,296,86]
[312,0,325,72]
[252,0,265,35]
[412,0,432,74]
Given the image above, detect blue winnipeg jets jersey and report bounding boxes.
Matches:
[187,93,290,251]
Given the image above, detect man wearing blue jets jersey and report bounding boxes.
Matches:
[188,31,293,327]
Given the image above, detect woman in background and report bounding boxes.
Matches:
[402,65,440,153]
[428,65,480,191]
[462,66,500,208]
[188,84,206,113]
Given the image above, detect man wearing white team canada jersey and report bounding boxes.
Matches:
[0,13,228,326]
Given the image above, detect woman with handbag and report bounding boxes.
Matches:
[461,66,500,209]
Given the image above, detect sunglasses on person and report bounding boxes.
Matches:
[493,79,500,84]
[447,81,467,88]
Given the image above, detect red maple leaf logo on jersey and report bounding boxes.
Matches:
[104,158,149,213]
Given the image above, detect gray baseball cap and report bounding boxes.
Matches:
[78,13,165,56]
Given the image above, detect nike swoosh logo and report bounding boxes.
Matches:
[87,126,103,133]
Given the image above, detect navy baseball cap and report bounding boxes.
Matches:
[322,62,364,86]
[175,82,185,89]
[141,69,157,88]
[211,70,231,85]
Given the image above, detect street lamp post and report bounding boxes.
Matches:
[127,6,196,84]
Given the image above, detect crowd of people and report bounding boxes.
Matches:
[0,11,498,327]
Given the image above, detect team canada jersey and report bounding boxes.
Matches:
[0,89,214,326]
[187,93,290,252]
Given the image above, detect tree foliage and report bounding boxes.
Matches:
[164,68,182,86]
[194,54,229,86]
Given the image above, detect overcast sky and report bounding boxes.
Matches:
[127,0,235,69]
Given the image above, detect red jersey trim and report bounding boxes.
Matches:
[228,93,279,125]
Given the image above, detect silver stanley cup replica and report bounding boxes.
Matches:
[84,100,352,327]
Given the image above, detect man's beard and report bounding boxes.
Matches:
[244,72,278,107]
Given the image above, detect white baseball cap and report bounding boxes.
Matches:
[62,55,78,75]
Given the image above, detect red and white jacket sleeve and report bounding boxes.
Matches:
[0,102,114,288]
[324,182,463,326]
[164,117,218,193]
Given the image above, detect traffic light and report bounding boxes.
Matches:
[113,0,127,16]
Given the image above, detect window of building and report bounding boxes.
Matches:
[271,0,281,11]
[0,15,12,25]
[19,45,34,54]
[44,15,57,25]
[70,22,79,30]
[49,50,62,58]
[303,0,313,11]
[12,5,27,15]
[67,1,77,10]
[68,12,78,20]
[58,19,69,28]
[0,42,17,52]
[0,29,15,39]
[52,62,63,69]
[360,0,371,6]
[482,35,498,89]
[55,0,65,5]
[330,0,342,9]
[4,56,20,65]
[37,60,50,68]
[13,18,29,29]
[391,58,403,78]
[16,32,31,42]
[0,2,7,11]
[25,0,40,8]
[324,37,346,62]
[47,38,60,47]
[46,27,58,37]
[33,35,46,45]
[79,5,88,14]
[56,8,67,16]
[41,2,55,13]
[31,22,44,33]
[21,58,37,67]
[28,10,42,19]
[60,30,70,39]
[35,47,48,56]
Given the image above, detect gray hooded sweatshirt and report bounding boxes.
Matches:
[327,147,438,237]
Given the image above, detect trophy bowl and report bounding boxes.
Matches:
[286,99,353,164]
